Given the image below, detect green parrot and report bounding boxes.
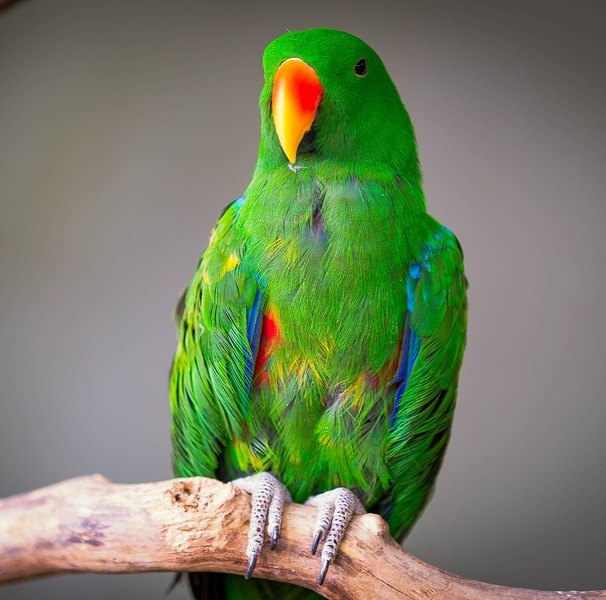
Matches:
[170,28,467,600]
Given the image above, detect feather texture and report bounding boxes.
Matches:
[169,28,468,600]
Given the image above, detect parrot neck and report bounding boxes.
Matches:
[240,161,432,275]
[247,158,426,217]
[252,147,423,194]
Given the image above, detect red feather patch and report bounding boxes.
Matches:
[253,307,282,385]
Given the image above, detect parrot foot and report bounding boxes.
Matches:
[231,472,292,580]
[305,488,366,585]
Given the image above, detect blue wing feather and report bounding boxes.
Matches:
[390,261,423,428]
[245,287,264,388]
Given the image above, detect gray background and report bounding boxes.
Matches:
[1,1,605,598]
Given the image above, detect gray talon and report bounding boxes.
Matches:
[270,525,280,550]
[317,558,330,585]
[245,554,258,580]
[311,528,324,555]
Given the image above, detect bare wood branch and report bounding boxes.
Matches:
[0,475,603,599]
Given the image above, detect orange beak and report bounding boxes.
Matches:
[272,58,323,164]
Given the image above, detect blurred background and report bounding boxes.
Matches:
[1,1,605,598]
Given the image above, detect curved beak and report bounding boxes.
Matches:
[271,58,323,164]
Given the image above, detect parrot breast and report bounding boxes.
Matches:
[226,167,430,502]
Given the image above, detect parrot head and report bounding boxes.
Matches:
[257,28,419,176]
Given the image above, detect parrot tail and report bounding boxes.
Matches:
[188,573,226,600]
[180,572,321,600]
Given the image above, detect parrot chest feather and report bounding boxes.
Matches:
[225,169,433,501]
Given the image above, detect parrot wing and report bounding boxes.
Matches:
[170,197,264,478]
[382,222,468,539]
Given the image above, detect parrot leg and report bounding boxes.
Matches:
[231,472,292,579]
[305,488,366,585]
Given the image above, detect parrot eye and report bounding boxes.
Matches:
[354,58,368,77]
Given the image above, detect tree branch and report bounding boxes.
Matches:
[0,475,603,599]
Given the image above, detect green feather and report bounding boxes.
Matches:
[170,28,467,599]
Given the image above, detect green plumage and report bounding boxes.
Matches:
[170,28,467,599]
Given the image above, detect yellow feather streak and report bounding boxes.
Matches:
[233,438,263,472]
[266,238,286,259]
[220,252,240,278]
[342,374,368,410]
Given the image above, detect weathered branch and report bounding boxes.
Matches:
[0,475,603,599]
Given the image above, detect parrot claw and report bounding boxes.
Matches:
[270,525,280,551]
[317,559,330,586]
[232,472,292,579]
[244,554,258,580]
[311,528,324,555]
[305,487,366,586]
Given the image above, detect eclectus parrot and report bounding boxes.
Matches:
[170,28,467,599]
